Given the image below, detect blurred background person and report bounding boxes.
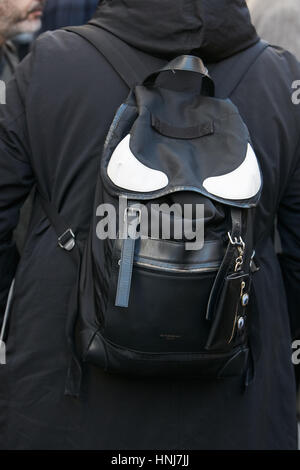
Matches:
[12,0,46,59]
[247,0,300,60]
[41,0,99,32]
[0,0,45,80]
[0,39,18,85]
[1,1,101,85]
[2,1,100,253]
[0,1,46,252]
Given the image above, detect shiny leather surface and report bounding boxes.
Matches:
[86,329,249,379]
[114,237,224,271]
[143,55,215,96]
[205,272,250,351]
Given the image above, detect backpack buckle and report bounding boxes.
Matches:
[58,228,76,251]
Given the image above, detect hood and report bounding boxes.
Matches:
[90,0,259,62]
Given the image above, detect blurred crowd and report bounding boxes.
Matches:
[247,0,300,60]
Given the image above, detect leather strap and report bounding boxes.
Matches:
[38,195,77,254]
[209,40,269,99]
[150,55,210,78]
[206,208,243,321]
[144,55,215,96]
[38,193,83,397]
[115,206,141,308]
[115,237,136,308]
[64,24,152,88]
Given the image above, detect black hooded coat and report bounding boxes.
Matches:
[0,0,299,450]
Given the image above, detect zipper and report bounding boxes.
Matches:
[133,259,219,274]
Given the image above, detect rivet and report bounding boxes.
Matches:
[241,293,249,307]
[237,317,245,330]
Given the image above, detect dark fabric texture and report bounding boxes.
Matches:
[41,0,99,32]
[91,0,258,61]
[0,0,299,450]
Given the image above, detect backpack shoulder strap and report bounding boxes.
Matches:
[63,23,154,88]
[209,40,269,98]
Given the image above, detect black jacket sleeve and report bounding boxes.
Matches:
[0,53,35,321]
[278,142,300,340]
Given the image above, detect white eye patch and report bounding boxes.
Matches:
[203,143,261,200]
[107,134,169,192]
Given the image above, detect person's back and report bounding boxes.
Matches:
[0,41,18,83]
[0,0,45,80]
[0,0,299,450]
[0,1,46,253]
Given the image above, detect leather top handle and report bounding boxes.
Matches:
[143,55,215,96]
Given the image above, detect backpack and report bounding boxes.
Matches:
[39,25,268,397]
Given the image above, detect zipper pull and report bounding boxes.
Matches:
[115,206,141,308]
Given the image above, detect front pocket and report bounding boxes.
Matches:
[86,329,250,379]
[205,272,250,351]
[103,260,218,353]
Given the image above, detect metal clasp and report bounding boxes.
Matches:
[227,232,245,250]
[227,232,245,272]
[58,228,76,251]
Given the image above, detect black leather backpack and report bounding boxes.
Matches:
[40,25,268,397]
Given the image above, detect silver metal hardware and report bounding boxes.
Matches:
[227,232,245,250]
[240,281,246,298]
[237,316,245,331]
[241,293,249,306]
[240,280,249,306]
[58,228,76,251]
[228,232,245,272]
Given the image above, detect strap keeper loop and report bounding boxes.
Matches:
[58,229,76,251]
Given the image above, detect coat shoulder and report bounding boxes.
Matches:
[255,45,300,123]
[34,29,88,56]
[26,28,115,96]
[261,44,300,82]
